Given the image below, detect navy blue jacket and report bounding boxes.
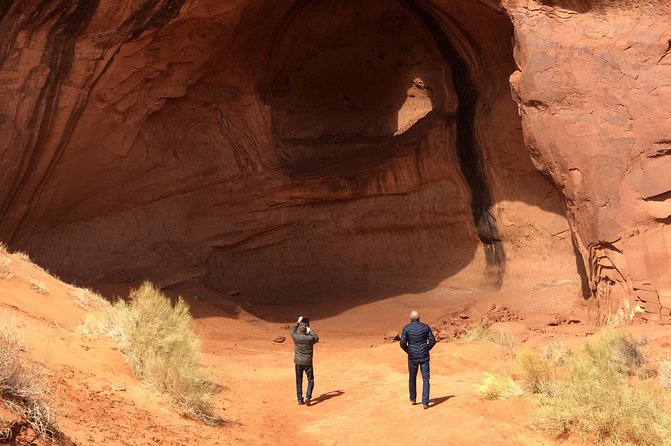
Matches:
[400,320,436,360]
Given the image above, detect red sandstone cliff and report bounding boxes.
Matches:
[0,0,667,321]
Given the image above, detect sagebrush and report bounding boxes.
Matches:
[69,287,107,310]
[0,258,13,280]
[0,326,59,440]
[84,282,221,424]
[461,317,515,349]
[516,347,555,395]
[537,330,671,446]
[476,372,524,400]
[659,360,671,389]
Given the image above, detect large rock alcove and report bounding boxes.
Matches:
[1,0,668,322]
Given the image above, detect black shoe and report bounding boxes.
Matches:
[298,400,304,405]
[423,404,429,410]
[306,400,311,406]
[410,399,416,405]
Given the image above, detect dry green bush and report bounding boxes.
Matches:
[516,347,555,395]
[0,326,59,440]
[476,372,524,400]
[84,282,221,424]
[537,330,671,445]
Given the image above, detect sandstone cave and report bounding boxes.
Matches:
[1,0,669,323]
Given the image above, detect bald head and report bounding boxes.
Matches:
[410,310,420,321]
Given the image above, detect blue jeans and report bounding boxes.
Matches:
[295,363,314,403]
[408,357,430,405]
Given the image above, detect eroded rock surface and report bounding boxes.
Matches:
[5,0,664,319]
[505,0,671,322]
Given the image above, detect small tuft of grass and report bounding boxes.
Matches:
[461,318,515,349]
[637,367,657,380]
[488,330,517,350]
[461,317,492,342]
[516,347,555,395]
[537,330,671,445]
[84,281,221,424]
[476,372,524,400]
[0,258,14,280]
[659,360,671,389]
[541,340,570,366]
[0,325,59,440]
[69,288,107,310]
[14,252,31,262]
[588,329,645,376]
[28,276,48,295]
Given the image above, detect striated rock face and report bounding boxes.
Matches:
[6,0,663,318]
[504,0,671,323]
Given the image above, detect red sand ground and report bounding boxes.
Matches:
[1,250,669,445]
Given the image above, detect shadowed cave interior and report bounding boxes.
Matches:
[1,0,580,317]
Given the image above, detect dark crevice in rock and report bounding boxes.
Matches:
[0,0,14,19]
[571,232,591,299]
[644,190,671,202]
[400,0,505,287]
[1,0,188,240]
[122,0,188,40]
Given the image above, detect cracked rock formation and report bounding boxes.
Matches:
[505,0,671,322]
[0,0,667,321]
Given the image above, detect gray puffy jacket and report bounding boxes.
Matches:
[290,323,319,365]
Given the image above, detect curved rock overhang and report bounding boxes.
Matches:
[0,0,582,309]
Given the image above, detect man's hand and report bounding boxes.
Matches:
[297,316,303,324]
[306,326,312,334]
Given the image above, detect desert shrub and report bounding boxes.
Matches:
[541,340,570,366]
[69,287,107,310]
[84,282,220,424]
[637,367,657,380]
[659,360,671,389]
[516,347,555,395]
[0,258,13,280]
[476,372,524,400]
[488,330,517,350]
[0,326,59,440]
[461,317,491,342]
[537,330,671,445]
[587,329,645,375]
[28,275,49,295]
[461,318,515,349]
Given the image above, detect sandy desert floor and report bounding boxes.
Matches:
[2,251,670,446]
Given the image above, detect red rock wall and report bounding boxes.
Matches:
[0,0,581,305]
[504,0,671,322]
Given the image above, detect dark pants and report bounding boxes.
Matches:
[408,357,430,405]
[295,363,314,403]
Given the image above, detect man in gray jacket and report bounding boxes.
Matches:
[291,316,319,405]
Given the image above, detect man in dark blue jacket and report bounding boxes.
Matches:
[400,310,436,409]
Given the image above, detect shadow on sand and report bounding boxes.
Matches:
[427,395,454,408]
[309,390,345,406]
